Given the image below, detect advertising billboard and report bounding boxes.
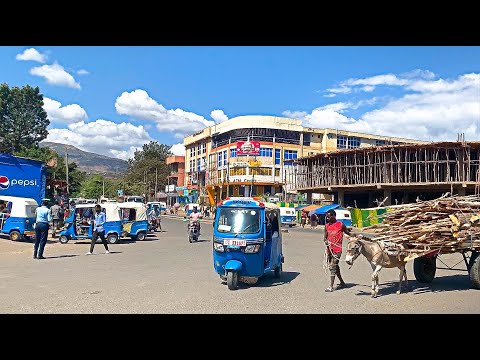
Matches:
[236,141,260,155]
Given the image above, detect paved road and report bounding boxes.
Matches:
[0,217,478,313]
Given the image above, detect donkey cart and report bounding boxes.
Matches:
[411,246,480,289]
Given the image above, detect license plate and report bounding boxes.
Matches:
[224,239,246,247]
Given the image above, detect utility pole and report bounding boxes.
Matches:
[155,167,158,201]
[65,146,69,196]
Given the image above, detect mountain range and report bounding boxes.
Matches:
[40,142,128,176]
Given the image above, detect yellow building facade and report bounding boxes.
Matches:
[183,115,426,205]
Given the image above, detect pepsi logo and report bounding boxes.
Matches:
[0,176,9,190]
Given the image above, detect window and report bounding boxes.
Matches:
[348,137,361,149]
[217,152,222,168]
[337,135,348,149]
[223,150,228,166]
[260,147,272,157]
[284,150,297,166]
[375,139,386,146]
[251,167,272,176]
[197,158,201,172]
[197,143,201,153]
[303,133,310,146]
[202,156,206,168]
[284,150,297,160]
[275,149,281,165]
[230,168,246,176]
[202,143,206,154]
[217,170,222,180]
[189,159,195,173]
[274,168,280,176]
[230,148,237,158]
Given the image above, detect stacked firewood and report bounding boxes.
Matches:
[365,194,480,255]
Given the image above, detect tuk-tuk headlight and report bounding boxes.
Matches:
[25,220,29,224]
[244,244,260,254]
[213,242,225,252]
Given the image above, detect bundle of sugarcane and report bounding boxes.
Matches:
[364,194,480,254]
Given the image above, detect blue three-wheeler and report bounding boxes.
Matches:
[213,197,284,290]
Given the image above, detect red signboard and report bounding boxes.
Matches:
[236,141,260,155]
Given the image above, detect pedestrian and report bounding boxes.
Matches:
[34,199,52,260]
[301,211,307,228]
[323,209,351,292]
[86,204,110,255]
[310,212,318,228]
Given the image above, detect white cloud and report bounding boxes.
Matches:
[211,109,228,123]
[401,69,435,80]
[290,72,480,142]
[326,86,351,94]
[170,143,186,156]
[316,102,352,113]
[361,85,375,92]
[323,93,337,98]
[282,110,308,118]
[77,69,89,75]
[46,119,152,160]
[30,63,81,89]
[174,133,185,139]
[16,48,47,63]
[43,97,88,124]
[110,147,141,161]
[115,89,215,135]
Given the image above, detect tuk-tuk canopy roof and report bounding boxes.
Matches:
[313,204,341,215]
[0,195,38,218]
[118,202,147,220]
[219,197,279,210]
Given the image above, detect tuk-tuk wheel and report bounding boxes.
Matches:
[274,263,283,278]
[10,230,21,241]
[107,234,119,244]
[59,235,69,244]
[136,232,146,241]
[413,256,436,283]
[227,271,238,290]
[469,252,480,289]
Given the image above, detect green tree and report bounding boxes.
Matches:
[0,83,49,153]
[124,141,172,199]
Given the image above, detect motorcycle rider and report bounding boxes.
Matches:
[188,207,202,234]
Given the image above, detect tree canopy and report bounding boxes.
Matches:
[124,141,173,198]
[0,83,49,153]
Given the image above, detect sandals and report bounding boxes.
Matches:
[324,287,334,292]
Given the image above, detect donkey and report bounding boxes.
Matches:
[345,236,409,298]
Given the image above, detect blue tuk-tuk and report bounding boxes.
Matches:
[58,203,123,244]
[0,196,37,241]
[213,197,284,290]
[118,202,148,241]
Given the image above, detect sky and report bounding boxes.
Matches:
[1,46,479,160]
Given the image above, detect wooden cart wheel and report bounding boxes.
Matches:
[469,252,480,289]
[414,256,436,283]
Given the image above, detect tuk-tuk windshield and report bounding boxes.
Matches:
[216,207,261,234]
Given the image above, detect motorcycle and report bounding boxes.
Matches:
[148,215,160,232]
[187,220,200,243]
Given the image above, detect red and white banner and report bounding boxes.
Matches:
[236,141,260,155]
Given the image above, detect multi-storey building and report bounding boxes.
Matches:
[166,155,185,205]
[183,115,426,205]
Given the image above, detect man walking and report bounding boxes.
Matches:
[50,200,61,238]
[86,204,110,255]
[34,199,52,259]
[324,209,351,292]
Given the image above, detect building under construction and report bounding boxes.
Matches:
[292,141,480,208]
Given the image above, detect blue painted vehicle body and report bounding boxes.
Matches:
[213,197,284,289]
[0,196,38,240]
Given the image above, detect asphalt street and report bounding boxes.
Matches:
[0,217,478,313]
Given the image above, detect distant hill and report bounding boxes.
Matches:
[40,142,128,176]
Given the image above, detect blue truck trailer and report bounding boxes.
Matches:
[0,153,46,205]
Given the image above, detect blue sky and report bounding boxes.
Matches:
[1,46,479,159]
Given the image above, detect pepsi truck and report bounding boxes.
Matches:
[0,153,46,240]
